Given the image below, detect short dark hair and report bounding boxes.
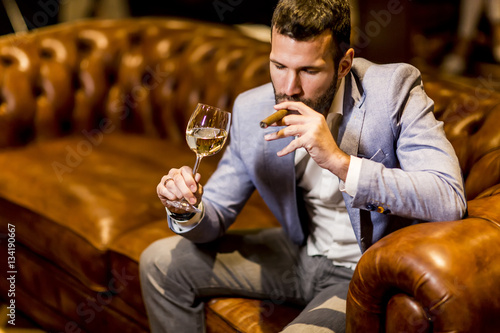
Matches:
[271,0,351,64]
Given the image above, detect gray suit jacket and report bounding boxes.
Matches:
[171,58,467,252]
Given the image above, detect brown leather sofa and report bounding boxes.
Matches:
[0,17,498,333]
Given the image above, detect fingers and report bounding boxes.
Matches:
[264,101,330,158]
[264,105,323,141]
[274,101,316,116]
[276,137,302,157]
[264,124,299,140]
[157,175,180,202]
[263,126,303,157]
[157,167,201,205]
[180,167,198,193]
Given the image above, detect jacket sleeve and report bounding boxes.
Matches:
[351,64,467,222]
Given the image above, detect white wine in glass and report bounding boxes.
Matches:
[166,103,231,213]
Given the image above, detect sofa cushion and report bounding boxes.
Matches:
[0,133,219,289]
[206,297,302,332]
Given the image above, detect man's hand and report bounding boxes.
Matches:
[264,101,350,181]
[157,166,203,214]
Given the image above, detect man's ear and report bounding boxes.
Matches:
[338,48,355,80]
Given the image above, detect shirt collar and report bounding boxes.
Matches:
[325,77,345,128]
[330,77,345,115]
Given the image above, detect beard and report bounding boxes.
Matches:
[272,72,339,117]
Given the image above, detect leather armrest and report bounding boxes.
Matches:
[346,213,500,332]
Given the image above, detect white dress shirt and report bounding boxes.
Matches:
[295,78,362,269]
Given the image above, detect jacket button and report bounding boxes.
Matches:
[366,203,376,211]
[376,206,392,214]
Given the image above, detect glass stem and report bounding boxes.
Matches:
[192,155,203,175]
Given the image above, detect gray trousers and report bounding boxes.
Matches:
[139,228,354,333]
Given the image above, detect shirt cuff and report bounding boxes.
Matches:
[167,202,205,233]
[341,156,362,197]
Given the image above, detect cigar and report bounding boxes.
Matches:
[259,109,288,128]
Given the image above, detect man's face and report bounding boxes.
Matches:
[270,28,338,116]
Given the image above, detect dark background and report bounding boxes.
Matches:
[0,0,498,76]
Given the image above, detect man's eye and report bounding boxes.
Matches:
[304,69,318,75]
[274,64,285,70]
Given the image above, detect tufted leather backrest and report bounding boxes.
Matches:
[422,74,500,200]
[0,18,498,201]
[0,17,271,147]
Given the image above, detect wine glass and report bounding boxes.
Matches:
[166,103,231,213]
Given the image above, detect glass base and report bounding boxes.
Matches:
[166,199,201,213]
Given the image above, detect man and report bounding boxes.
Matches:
[140,0,467,331]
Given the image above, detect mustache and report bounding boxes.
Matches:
[275,93,312,105]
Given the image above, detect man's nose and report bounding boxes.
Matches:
[284,71,302,96]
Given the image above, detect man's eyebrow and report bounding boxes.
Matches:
[270,59,324,70]
[300,65,323,71]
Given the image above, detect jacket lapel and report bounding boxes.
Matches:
[261,130,305,244]
[338,72,366,156]
[339,71,370,252]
